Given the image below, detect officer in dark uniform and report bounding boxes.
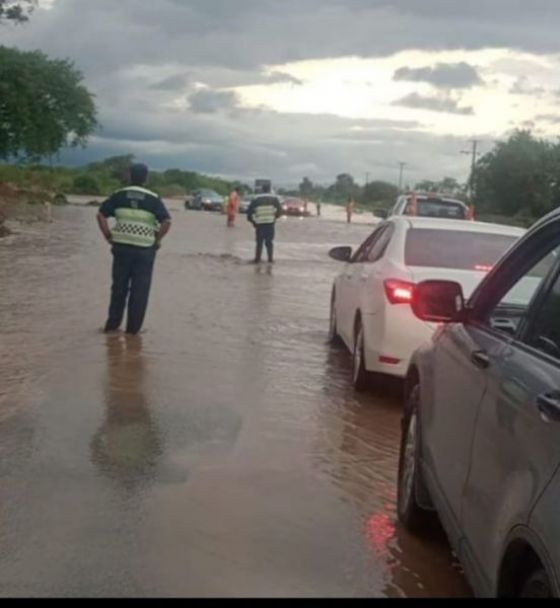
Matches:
[96,163,171,335]
[247,183,282,264]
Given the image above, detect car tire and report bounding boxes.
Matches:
[352,320,370,391]
[329,294,342,346]
[519,568,552,598]
[397,384,434,533]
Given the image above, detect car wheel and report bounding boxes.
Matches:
[520,568,552,598]
[352,320,370,391]
[397,384,434,532]
[329,294,342,346]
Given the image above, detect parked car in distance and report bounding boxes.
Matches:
[282,197,311,217]
[389,192,471,220]
[398,208,560,597]
[328,217,524,390]
[185,194,202,210]
[239,198,252,214]
[186,189,224,212]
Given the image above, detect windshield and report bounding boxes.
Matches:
[405,199,466,219]
[405,228,519,270]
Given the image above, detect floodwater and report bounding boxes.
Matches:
[0,204,471,597]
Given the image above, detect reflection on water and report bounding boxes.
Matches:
[316,346,469,598]
[90,335,162,492]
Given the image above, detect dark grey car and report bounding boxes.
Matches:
[397,208,560,597]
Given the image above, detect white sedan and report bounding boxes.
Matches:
[328,216,525,390]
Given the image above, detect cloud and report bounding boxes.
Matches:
[393,62,483,89]
[150,74,191,91]
[535,114,560,124]
[265,71,304,86]
[7,0,560,185]
[392,93,474,115]
[510,76,546,96]
[188,89,240,114]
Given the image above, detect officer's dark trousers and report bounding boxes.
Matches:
[255,223,275,262]
[105,244,156,335]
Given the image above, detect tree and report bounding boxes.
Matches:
[0,46,98,161]
[362,180,398,208]
[72,174,101,195]
[299,176,314,199]
[414,177,465,197]
[327,173,360,202]
[476,130,554,218]
[0,0,35,23]
[90,154,136,183]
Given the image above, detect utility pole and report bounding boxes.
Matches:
[365,172,370,188]
[398,162,407,192]
[461,139,480,201]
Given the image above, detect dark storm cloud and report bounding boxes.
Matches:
[393,62,483,89]
[13,0,560,76]
[188,89,239,114]
[150,74,191,91]
[6,0,560,182]
[393,93,474,115]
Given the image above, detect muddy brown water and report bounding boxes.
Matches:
[0,206,470,597]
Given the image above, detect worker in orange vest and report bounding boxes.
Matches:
[227,187,241,227]
[346,197,355,224]
[406,193,418,216]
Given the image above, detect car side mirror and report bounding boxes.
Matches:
[375,208,388,219]
[329,246,353,262]
[412,280,465,323]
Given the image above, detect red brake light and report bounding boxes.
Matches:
[384,279,415,305]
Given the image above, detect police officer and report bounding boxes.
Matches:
[247,183,282,264]
[96,163,171,335]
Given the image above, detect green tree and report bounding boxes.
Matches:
[299,176,314,198]
[0,46,97,161]
[414,177,465,197]
[414,180,439,192]
[362,180,398,208]
[0,0,35,22]
[327,173,360,202]
[476,130,554,218]
[72,174,101,195]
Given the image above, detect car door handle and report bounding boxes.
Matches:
[471,350,490,369]
[537,392,560,423]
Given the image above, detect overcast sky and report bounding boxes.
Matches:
[5,0,560,186]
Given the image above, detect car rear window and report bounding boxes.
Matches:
[405,228,519,270]
[405,199,466,219]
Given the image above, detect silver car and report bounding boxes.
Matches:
[398,208,560,597]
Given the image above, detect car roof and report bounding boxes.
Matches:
[390,216,526,237]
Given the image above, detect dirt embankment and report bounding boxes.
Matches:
[0,183,61,236]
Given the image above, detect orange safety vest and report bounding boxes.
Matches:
[228,192,240,216]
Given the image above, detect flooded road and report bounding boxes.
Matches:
[0,206,470,597]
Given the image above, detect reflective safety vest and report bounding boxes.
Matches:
[247,195,281,225]
[253,204,278,224]
[111,187,160,248]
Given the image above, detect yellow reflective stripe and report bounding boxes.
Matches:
[115,208,157,224]
[120,186,159,198]
[254,205,276,223]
